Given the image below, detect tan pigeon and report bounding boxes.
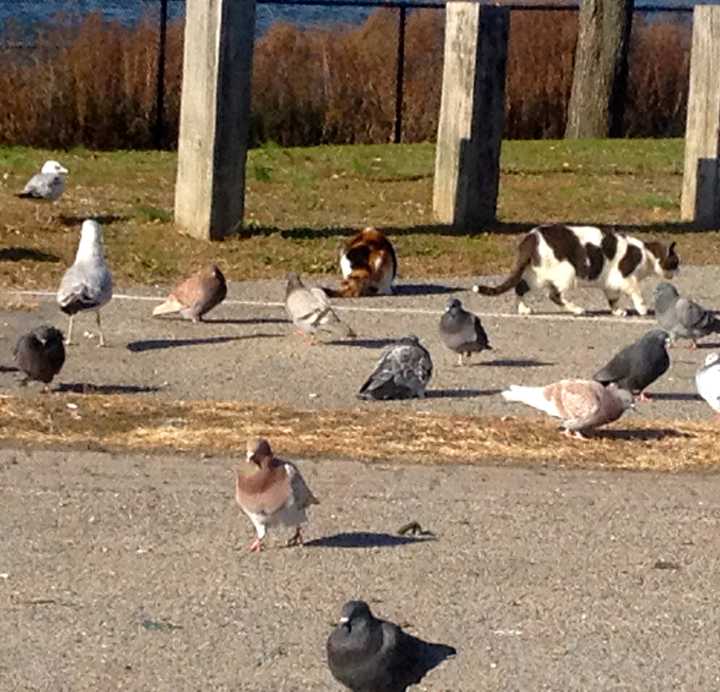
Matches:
[235,438,319,552]
[285,271,355,341]
[501,379,634,438]
[152,265,227,322]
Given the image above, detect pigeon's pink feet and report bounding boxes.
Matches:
[638,391,652,402]
[286,527,304,547]
[688,342,698,350]
[562,429,587,441]
[247,538,264,553]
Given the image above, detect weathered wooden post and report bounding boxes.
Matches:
[433,3,509,229]
[681,6,720,227]
[174,0,256,240]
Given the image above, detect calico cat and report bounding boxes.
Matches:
[473,224,679,316]
[324,227,397,297]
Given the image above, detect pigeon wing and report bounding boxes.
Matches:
[676,298,714,334]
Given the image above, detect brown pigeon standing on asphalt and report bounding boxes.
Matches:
[13,325,66,389]
[235,438,319,553]
[152,265,227,322]
[501,379,634,438]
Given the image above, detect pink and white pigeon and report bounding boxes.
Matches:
[235,438,319,553]
[501,379,634,439]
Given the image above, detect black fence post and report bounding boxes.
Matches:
[154,0,169,149]
[393,5,406,144]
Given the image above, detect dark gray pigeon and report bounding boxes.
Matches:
[654,282,720,348]
[13,325,66,388]
[326,600,456,692]
[357,335,432,400]
[593,328,670,401]
[439,297,491,366]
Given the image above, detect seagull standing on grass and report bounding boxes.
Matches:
[57,219,113,346]
[16,160,69,222]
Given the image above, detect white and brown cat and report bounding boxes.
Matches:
[473,224,679,316]
[323,227,397,298]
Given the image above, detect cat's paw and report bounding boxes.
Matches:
[517,303,533,315]
[568,305,586,316]
[634,305,649,317]
[612,308,628,317]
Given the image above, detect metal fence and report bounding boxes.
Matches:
[0,0,697,148]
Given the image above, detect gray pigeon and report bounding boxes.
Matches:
[13,325,66,388]
[357,336,432,400]
[285,272,355,341]
[16,160,68,222]
[593,329,670,401]
[502,379,634,438]
[326,600,456,692]
[439,297,491,366]
[153,265,227,322]
[57,219,113,346]
[696,353,720,418]
[654,282,720,348]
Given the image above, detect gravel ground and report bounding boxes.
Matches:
[1,267,720,422]
[1,447,720,691]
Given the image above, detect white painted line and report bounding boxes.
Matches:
[6,289,656,324]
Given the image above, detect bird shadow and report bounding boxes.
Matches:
[426,388,502,399]
[0,247,59,263]
[57,383,161,394]
[200,317,289,326]
[0,365,19,373]
[476,358,554,368]
[647,392,703,402]
[593,427,691,442]
[392,283,465,296]
[304,532,435,549]
[127,336,245,352]
[58,213,129,226]
[326,338,397,349]
[698,342,720,350]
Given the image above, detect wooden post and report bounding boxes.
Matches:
[681,6,720,227]
[174,0,256,240]
[433,4,509,229]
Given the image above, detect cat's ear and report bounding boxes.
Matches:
[668,241,677,255]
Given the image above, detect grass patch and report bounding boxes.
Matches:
[0,393,716,472]
[1,139,719,291]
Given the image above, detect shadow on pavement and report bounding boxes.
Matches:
[477,358,554,368]
[648,392,703,402]
[57,383,161,394]
[426,388,501,399]
[0,365,19,373]
[327,338,397,349]
[127,336,247,352]
[594,427,690,442]
[392,283,465,296]
[304,531,435,549]
[201,317,288,326]
[0,247,59,263]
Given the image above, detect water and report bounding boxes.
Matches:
[0,0,711,42]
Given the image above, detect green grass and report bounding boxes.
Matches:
[1,138,718,290]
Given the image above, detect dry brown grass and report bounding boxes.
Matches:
[0,11,691,148]
[0,393,717,473]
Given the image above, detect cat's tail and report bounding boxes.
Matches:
[472,232,538,296]
[322,270,377,298]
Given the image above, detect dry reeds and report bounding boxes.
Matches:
[0,393,716,472]
[0,10,691,149]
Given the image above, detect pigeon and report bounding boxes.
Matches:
[152,265,227,322]
[357,335,433,400]
[654,282,720,348]
[235,437,319,552]
[696,352,720,419]
[285,272,355,341]
[13,325,66,388]
[501,379,634,438]
[326,600,456,692]
[56,219,113,346]
[593,329,670,401]
[439,297,491,366]
[16,160,69,221]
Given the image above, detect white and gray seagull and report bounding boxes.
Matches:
[57,219,113,346]
[16,160,69,222]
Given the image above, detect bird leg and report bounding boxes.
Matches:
[688,341,698,350]
[247,537,264,553]
[65,315,75,345]
[455,353,464,367]
[286,527,304,547]
[638,391,652,402]
[96,311,106,347]
[562,428,587,441]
